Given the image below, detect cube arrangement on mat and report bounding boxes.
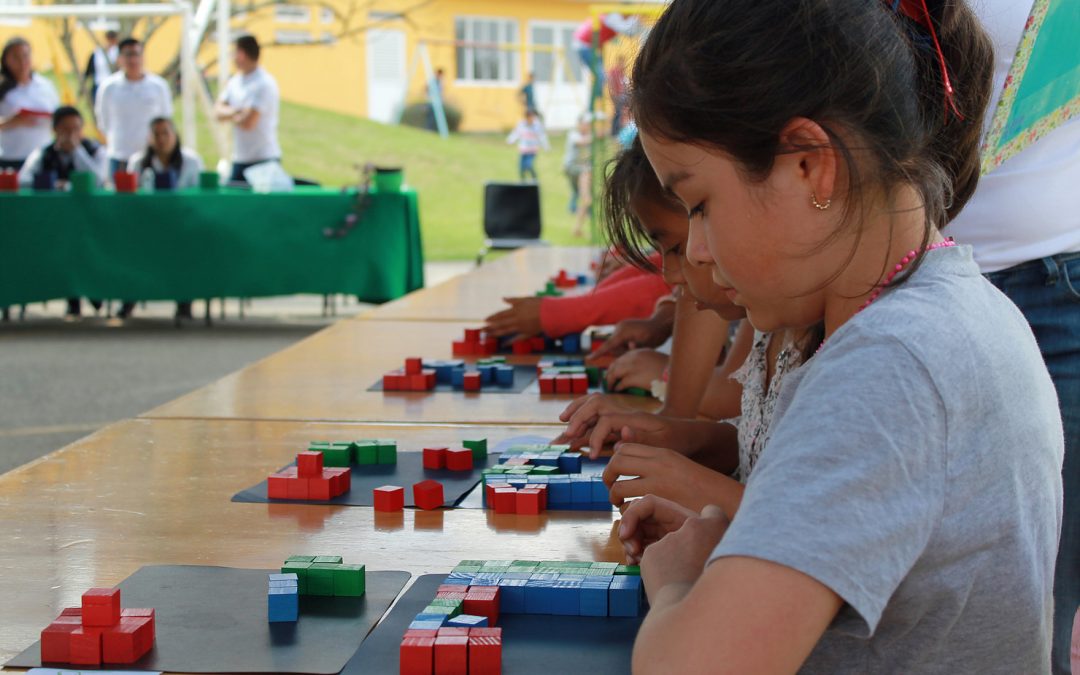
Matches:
[383,357,438,392]
[400,559,642,674]
[40,588,155,666]
[267,449,352,500]
[279,555,366,597]
[481,444,611,512]
[267,573,300,622]
[536,359,598,395]
[549,269,590,290]
[453,327,585,358]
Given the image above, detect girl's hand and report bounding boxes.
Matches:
[553,393,638,450]
[589,317,671,361]
[603,442,743,512]
[638,503,731,604]
[482,297,543,338]
[579,411,683,460]
[605,348,668,392]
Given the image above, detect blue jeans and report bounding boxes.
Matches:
[577,44,604,104]
[987,252,1080,675]
[519,153,537,182]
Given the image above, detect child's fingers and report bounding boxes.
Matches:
[608,477,649,506]
[558,394,596,423]
[617,493,659,541]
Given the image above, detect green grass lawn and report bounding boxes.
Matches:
[194,100,602,261]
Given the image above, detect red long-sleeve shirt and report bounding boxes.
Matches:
[540,254,671,337]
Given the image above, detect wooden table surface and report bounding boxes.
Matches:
[0,419,625,665]
[358,247,599,322]
[141,319,657,425]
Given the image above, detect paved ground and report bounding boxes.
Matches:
[0,262,472,476]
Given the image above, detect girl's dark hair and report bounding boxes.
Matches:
[141,117,184,172]
[631,0,993,282]
[0,37,30,102]
[602,136,682,273]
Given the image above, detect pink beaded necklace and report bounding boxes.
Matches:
[816,238,957,354]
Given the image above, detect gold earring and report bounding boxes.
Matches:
[811,192,832,211]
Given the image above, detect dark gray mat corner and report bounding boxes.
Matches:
[7,565,410,674]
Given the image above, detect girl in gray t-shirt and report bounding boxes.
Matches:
[617,1,1064,673]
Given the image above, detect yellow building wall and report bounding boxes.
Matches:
[0,0,646,131]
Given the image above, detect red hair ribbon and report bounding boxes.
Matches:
[892,0,964,121]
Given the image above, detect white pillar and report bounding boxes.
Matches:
[180,1,198,152]
[216,0,229,94]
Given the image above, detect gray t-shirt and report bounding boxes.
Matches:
[710,245,1063,673]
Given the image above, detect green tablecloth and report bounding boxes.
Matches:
[0,187,424,306]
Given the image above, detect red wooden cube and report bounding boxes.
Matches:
[469,627,501,638]
[424,370,437,389]
[267,473,290,499]
[469,633,503,675]
[462,372,482,392]
[436,585,463,595]
[434,635,468,675]
[481,338,499,356]
[445,448,474,471]
[400,635,435,675]
[530,336,547,351]
[493,487,517,515]
[511,339,532,355]
[423,447,447,470]
[452,340,472,357]
[69,627,104,665]
[464,328,482,343]
[535,484,548,510]
[309,476,333,500]
[539,373,556,394]
[437,627,471,637]
[326,467,350,496]
[374,485,404,512]
[516,488,543,515]
[286,477,309,500]
[405,628,440,639]
[413,480,445,510]
[103,615,153,664]
[571,373,589,394]
[40,619,81,663]
[82,588,121,627]
[410,373,433,391]
[463,589,500,626]
[121,607,155,633]
[297,451,324,478]
[405,357,423,375]
[384,371,407,391]
[555,375,572,394]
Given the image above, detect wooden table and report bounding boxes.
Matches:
[0,419,624,665]
[141,319,658,425]
[359,247,599,322]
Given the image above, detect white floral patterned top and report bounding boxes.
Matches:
[730,330,805,483]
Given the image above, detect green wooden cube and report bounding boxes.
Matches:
[353,441,378,465]
[530,466,559,476]
[615,564,641,575]
[312,555,343,564]
[375,440,397,465]
[463,438,488,461]
[457,560,486,567]
[285,555,316,563]
[307,563,337,596]
[428,598,463,617]
[591,562,619,570]
[453,565,482,573]
[281,561,312,593]
[332,564,366,597]
[423,604,459,617]
[318,444,353,467]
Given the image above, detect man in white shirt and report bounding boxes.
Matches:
[94,37,173,178]
[215,35,281,184]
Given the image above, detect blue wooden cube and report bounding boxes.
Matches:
[477,365,495,385]
[414,613,449,625]
[562,334,581,354]
[447,614,488,629]
[451,367,466,389]
[548,477,572,506]
[557,452,582,474]
[580,580,610,616]
[267,586,298,622]
[570,475,593,504]
[591,477,609,504]
[495,365,515,387]
[409,619,445,631]
[497,578,527,613]
[551,577,583,616]
[524,579,554,614]
[609,575,643,617]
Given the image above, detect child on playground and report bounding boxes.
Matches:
[506,108,548,183]
[615,0,1063,672]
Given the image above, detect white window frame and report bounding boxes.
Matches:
[274,4,311,24]
[273,29,313,44]
[454,15,520,88]
[0,0,30,27]
[526,19,585,86]
[320,7,334,24]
